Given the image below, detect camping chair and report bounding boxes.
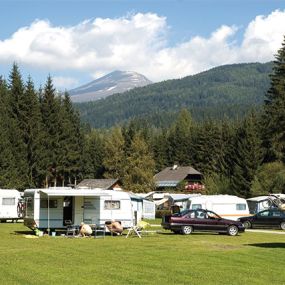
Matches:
[126,221,150,238]
[66,224,79,237]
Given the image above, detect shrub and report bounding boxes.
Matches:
[155,210,171,218]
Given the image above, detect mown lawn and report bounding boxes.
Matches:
[0,223,284,285]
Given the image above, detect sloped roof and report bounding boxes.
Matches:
[76,179,119,189]
[154,166,202,185]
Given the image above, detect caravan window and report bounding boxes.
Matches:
[104,200,120,210]
[2,198,15,205]
[192,204,202,210]
[236,204,246,211]
[40,199,58,208]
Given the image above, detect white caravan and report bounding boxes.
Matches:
[0,189,23,222]
[187,195,250,221]
[24,188,137,230]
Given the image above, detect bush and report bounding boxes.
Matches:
[155,210,171,218]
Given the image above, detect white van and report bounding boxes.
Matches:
[24,188,137,230]
[187,195,250,221]
[0,189,23,222]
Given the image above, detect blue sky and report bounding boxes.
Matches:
[0,0,285,89]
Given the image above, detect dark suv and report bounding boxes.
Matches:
[162,208,245,236]
[239,209,285,230]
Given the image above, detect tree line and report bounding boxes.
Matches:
[0,37,285,197]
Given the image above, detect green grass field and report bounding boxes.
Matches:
[0,223,284,285]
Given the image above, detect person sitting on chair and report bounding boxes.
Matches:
[106,220,123,235]
[79,222,93,237]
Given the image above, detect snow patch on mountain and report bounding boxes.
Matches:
[69,71,152,102]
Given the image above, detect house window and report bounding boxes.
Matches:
[2,198,15,205]
[236,204,246,211]
[104,200,120,210]
[40,199,58,208]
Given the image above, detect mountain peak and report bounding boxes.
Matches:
[69,70,152,102]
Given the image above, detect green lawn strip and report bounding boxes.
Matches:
[0,224,284,285]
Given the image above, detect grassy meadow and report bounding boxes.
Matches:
[0,223,284,285]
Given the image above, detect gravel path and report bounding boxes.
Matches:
[246,229,285,235]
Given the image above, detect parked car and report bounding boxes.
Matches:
[161,208,245,236]
[239,209,285,230]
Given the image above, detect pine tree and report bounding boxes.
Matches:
[123,133,156,193]
[82,130,105,179]
[231,113,264,198]
[167,109,193,165]
[191,121,222,175]
[59,92,83,186]
[0,78,17,188]
[7,64,29,189]
[262,36,285,162]
[151,130,170,172]
[24,77,46,187]
[40,76,62,187]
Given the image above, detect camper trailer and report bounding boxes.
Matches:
[247,194,285,214]
[24,188,137,230]
[187,195,250,221]
[246,196,271,214]
[0,189,23,222]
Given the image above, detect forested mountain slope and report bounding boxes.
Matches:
[75,62,273,128]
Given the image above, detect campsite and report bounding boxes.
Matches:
[1,222,284,285]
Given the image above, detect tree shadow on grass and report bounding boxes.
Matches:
[12,230,35,235]
[246,243,285,249]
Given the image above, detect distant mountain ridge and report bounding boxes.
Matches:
[69,70,152,102]
[75,62,273,128]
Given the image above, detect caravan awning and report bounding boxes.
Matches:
[39,189,112,197]
[154,198,168,206]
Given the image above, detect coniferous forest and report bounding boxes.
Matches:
[76,62,273,129]
[1,37,285,197]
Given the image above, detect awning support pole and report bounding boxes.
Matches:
[48,195,50,234]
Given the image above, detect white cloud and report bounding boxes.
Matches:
[53,76,78,89]
[0,10,284,83]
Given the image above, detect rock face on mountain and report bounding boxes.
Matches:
[69,70,152,102]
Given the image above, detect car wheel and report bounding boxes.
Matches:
[243,221,251,229]
[181,226,193,235]
[280,222,285,230]
[227,225,239,236]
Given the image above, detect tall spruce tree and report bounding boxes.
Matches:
[41,76,62,187]
[263,36,285,162]
[0,78,18,188]
[82,130,105,179]
[231,113,264,198]
[191,121,222,175]
[59,92,83,186]
[151,130,170,172]
[24,77,46,187]
[8,64,29,189]
[167,109,193,165]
